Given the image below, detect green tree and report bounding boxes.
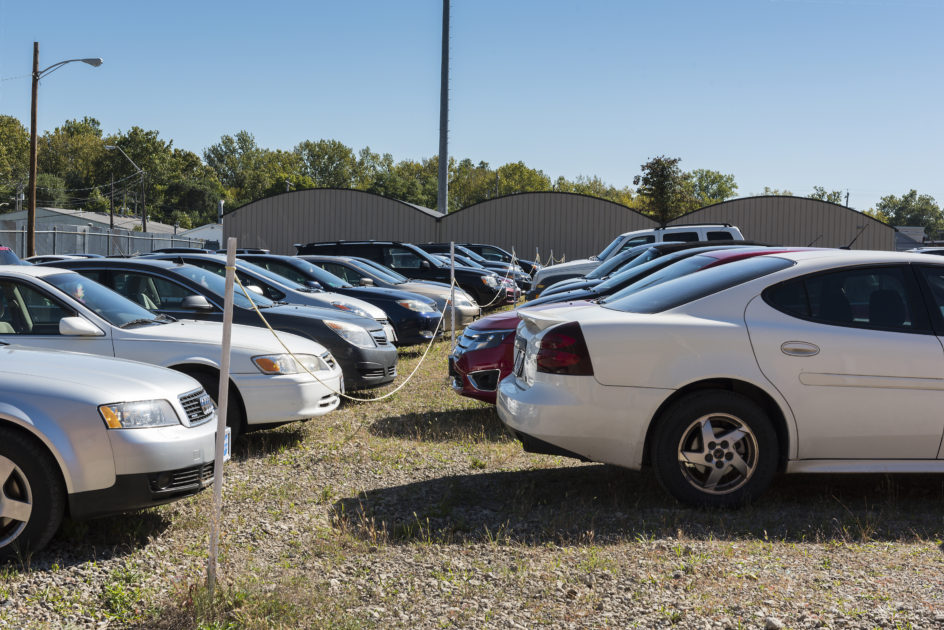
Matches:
[84,187,109,213]
[687,169,738,207]
[762,186,794,196]
[295,139,357,188]
[495,161,551,196]
[809,186,844,205]
[0,116,29,199]
[35,173,66,207]
[872,190,943,237]
[451,159,496,210]
[633,156,687,225]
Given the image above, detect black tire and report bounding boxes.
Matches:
[188,371,245,443]
[0,427,65,560]
[652,391,778,509]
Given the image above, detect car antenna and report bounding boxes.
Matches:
[806,234,822,247]
[840,225,868,250]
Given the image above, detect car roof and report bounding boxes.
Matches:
[40,257,187,270]
[0,264,77,278]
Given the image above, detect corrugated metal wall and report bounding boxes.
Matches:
[669,196,894,250]
[438,192,657,260]
[224,189,441,254]
[224,191,895,258]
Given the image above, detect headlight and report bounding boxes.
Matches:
[330,300,373,319]
[99,400,180,429]
[253,353,325,375]
[481,275,499,289]
[460,329,514,351]
[324,319,376,348]
[397,299,435,313]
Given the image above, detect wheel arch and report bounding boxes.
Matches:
[0,416,72,500]
[641,378,791,472]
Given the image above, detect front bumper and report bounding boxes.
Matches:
[496,374,672,469]
[233,369,342,425]
[321,337,399,390]
[393,311,446,346]
[448,340,515,404]
[70,420,218,519]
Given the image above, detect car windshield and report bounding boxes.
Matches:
[602,256,794,314]
[42,272,162,327]
[586,244,659,279]
[456,246,488,263]
[172,265,275,308]
[350,258,409,283]
[595,235,624,261]
[236,260,324,291]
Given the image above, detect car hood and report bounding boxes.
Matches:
[345,285,438,307]
[264,303,381,331]
[0,344,200,402]
[115,319,328,355]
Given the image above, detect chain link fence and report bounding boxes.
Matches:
[0,225,206,258]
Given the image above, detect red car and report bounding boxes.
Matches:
[449,247,806,404]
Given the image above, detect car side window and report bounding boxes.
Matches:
[764,266,930,333]
[111,272,199,311]
[707,231,734,241]
[662,232,699,243]
[319,262,358,283]
[384,246,423,269]
[261,261,308,285]
[0,280,74,335]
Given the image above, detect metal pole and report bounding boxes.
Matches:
[27,42,39,258]
[436,0,449,214]
[208,236,236,597]
[109,173,114,230]
[450,241,456,350]
[141,171,147,233]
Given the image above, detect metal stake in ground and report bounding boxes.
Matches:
[450,241,456,351]
[208,237,236,596]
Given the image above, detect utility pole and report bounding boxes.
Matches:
[141,171,147,233]
[109,173,114,229]
[845,190,850,208]
[436,0,449,214]
[27,42,39,257]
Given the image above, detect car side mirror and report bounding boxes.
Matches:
[420,260,431,269]
[247,285,264,296]
[181,295,214,310]
[59,316,105,337]
[359,277,374,287]
[305,280,323,291]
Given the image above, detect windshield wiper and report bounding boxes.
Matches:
[156,313,176,322]
[120,318,160,329]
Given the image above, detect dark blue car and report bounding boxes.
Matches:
[236,254,444,346]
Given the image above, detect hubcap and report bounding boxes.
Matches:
[677,413,758,495]
[0,456,32,548]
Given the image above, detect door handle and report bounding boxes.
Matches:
[781,341,820,357]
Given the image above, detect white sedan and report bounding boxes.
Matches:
[0,265,344,441]
[497,250,944,507]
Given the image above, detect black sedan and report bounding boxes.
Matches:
[42,258,398,390]
[235,254,445,346]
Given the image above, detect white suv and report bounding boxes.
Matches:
[529,225,744,298]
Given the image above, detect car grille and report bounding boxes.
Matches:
[359,365,397,379]
[372,331,389,346]
[179,389,214,426]
[321,352,337,370]
[318,394,339,408]
[148,462,215,496]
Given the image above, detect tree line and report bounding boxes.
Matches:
[0,115,941,237]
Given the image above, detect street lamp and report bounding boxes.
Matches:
[27,42,102,256]
[104,144,146,232]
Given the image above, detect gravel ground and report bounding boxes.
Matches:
[1,342,943,629]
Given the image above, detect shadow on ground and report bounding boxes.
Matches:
[235,424,306,459]
[2,509,172,571]
[369,407,511,443]
[332,464,944,546]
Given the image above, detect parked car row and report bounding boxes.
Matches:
[1,238,530,556]
[495,247,944,508]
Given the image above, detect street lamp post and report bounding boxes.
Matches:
[27,42,102,257]
[104,144,146,232]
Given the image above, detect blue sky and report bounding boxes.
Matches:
[1,0,941,212]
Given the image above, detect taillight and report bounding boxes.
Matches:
[535,322,594,375]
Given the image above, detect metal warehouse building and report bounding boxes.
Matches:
[223,190,894,259]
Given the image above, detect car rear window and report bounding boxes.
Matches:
[602,256,794,314]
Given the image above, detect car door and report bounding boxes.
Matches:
[744,264,944,460]
[0,278,115,357]
[912,264,944,458]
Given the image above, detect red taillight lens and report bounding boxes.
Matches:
[536,322,594,375]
